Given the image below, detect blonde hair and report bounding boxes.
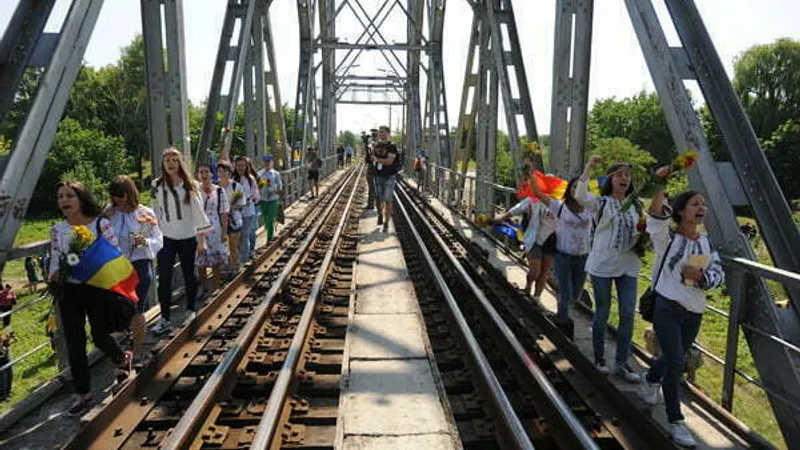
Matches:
[156,147,196,204]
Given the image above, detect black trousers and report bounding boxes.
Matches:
[366,169,376,209]
[60,283,125,395]
[157,236,198,321]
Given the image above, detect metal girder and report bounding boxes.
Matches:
[426,0,452,169]
[261,5,290,168]
[453,14,482,191]
[0,0,105,270]
[292,0,317,162]
[406,0,425,164]
[549,0,593,178]
[336,0,408,79]
[0,0,57,124]
[141,0,190,174]
[196,0,258,164]
[474,13,498,215]
[482,0,539,178]
[318,0,336,160]
[624,0,800,443]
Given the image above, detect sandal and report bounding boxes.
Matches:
[67,393,93,416]
[115,350,134,384]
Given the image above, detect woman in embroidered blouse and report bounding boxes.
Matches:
[491,173,557,303]
[107,175,163,362]
[575,155,643,382]
[49,180,137,416]
[217,160,246,271]
[233,156,260,263]
[641,167,723,447]
[530,175,593,320]
[196,163,231,294]
[151,148,212,335]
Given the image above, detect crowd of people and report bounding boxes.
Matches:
[44,147,284,416]
[491,155,723,447]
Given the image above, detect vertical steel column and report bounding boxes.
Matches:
[318,0,335,169]
[243,45,258,159]
[549,0,593,178]
[251,1,268,160]
[406,0,424,163]
[163,0,190,160]
[0,0,105,270]
[475,15,498,215]
[483,0,540,178]
[261,4,290,167]
[292,0,318,164]
[428,0,452,170]
[0,0,57,124]
[196,0,258,164]
[453,15,482,184]
[141,0,169,174]
[625,0,800,443]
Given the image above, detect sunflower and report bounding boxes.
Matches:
[73,225,93,248]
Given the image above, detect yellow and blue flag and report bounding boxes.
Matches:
[71,237,139,302]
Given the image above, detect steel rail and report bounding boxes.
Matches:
[395,186,536,450]
[249,165,364,449]
[397,184,600,450]
[158,167,361,450]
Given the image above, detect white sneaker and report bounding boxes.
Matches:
[641,380,662,405]
[151,318,173,335]
[185,311,197,324]
[595,360,610,375]
[615,363,642,383]
[669,421,697,448]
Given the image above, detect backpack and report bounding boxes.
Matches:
[413,157,423,170]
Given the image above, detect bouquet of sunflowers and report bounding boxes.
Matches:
[61,225,94,275]
[257,178,268,189]
[231,189,244,204]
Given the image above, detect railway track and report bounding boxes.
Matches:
[393,180,680,450]
[63,166,364,450]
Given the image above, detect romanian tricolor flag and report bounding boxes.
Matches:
[70,237,139,302]
[517,171,602,201]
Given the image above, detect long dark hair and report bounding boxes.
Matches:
[599,171,635,197]
[56,180,103,218]
[670,190,703,224]
[563,177,583,214]
[233,155,256,189]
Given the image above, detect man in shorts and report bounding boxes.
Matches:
[372,125,399,232]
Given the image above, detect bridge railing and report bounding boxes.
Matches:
[418,161,799,446]
[0,157,342,387]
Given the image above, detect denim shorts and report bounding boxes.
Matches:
[374,175,397,202]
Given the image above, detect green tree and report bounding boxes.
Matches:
[588,137,656,191]
[338,130,357,147]
[763,119,800,199]
[31,118,132,212]
[733,38,800,140]
[588,91,675,165]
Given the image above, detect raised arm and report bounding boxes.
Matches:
[529,171,553,206]
[575,155,602,208]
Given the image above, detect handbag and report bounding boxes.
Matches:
[639,234,675,322]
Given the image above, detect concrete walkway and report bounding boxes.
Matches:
[336,209,460,450]
[417,185,749,450]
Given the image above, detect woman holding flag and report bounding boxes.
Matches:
[49,181,139,416]
[529,175,594,320]
[575,155,643,383]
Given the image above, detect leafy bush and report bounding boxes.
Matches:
[30,118,131,213]
[587,137,656,190]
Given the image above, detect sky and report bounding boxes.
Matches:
[2,0,800,137]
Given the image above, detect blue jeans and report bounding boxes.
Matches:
[591,274,637,365]
[157,237,198,321]
[374,175,397,202]
[554,251,587,318]
[646,295,703,422]
[132,259,152,314]
[239,215,255,264]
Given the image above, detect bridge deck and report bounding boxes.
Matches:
[419,185,750,450]
[335,209,459,450]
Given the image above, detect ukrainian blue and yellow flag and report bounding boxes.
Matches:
[71,237,139,302]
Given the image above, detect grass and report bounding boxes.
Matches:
[0,291,59,414]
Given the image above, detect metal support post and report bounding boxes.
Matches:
[0,0,57,124]
[453,15,482,193]
[625,0,800,442]
[292,0,318,164]
[549,0,593,178]
[406,0,424,175]
[427,0,452,170]
[483,0,540,178]
[243,45,258,159]
[318,0,336,167]
[721,270,746,411]
[141,0,191,169]
[475,18,498,215]
[196,0,258,164]
[260,5,290,168]
[0,0,105,268]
